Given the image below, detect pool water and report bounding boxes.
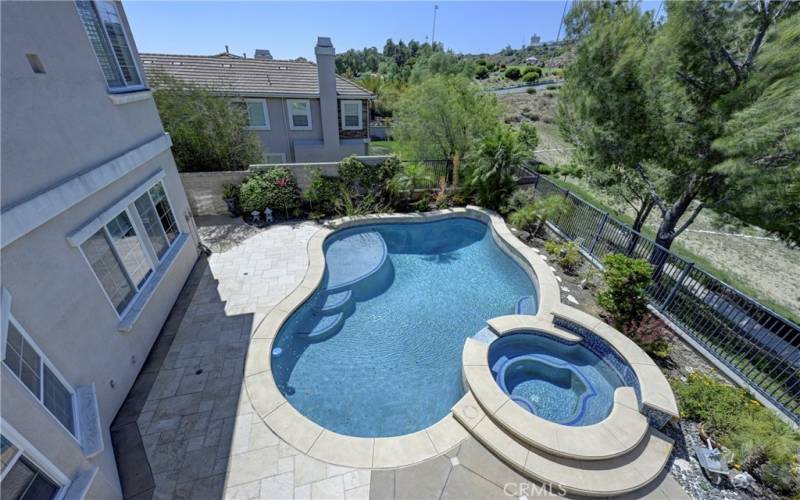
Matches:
[271,218,537,437]
[489,333,626,426]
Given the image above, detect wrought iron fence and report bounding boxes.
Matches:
[400,160,454,190]
[522,171,800,424]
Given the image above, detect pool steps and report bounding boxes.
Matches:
[314,289,352,314]
[453,392,673,497]
[298,312,344,340]
[515,295,537,315]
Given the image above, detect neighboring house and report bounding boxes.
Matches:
[141,38,374,164]
[525,56,541,65]
[1,1,198,498]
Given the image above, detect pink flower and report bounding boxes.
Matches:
[276,178,288,188]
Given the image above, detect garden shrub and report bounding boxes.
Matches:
[523,65,542,76]
[504,67,522,80]
[507,195,569,237]
[597,253,652,328]
[543,240,581,274]
[239,167,301,216]
[305,169,341,215]
[502,188,536,214]
[673,372,800,494]
[475,66,490,80]
[621,314,672,359]
[526,88,536,94]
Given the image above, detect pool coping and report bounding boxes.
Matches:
[245,206,561,469]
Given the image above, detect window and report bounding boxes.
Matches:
[80,180,180,316]
[75,1,143,91]
[0,445,59,500]
[243,100,270,130]
[105,211,151,288]
[2,321,76,436]
[341,100,362,130]
[148,182,179,244]
[81,229,135,313]
[287,99,312,130]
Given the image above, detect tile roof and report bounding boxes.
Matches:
[139,53,372,99]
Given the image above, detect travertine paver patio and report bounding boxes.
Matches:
[124,216,690,500]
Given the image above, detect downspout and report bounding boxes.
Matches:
[281,97,293,162]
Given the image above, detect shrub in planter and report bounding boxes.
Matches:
[621,314,672,359]
[544,240,581,274]
[597,253,652,328]
[239,167,301,217]
[221,183,240,216]
[504,67,522,80]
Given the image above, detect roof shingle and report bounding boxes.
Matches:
[139,53,372,99]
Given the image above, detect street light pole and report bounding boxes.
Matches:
[431,5,439,47]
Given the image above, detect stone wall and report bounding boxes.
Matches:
[180,156,389,216]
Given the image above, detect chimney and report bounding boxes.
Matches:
[315,37,339,152]
[254,49,273,60]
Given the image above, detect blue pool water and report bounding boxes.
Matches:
[488,333,626,426]
[271,218,537,437]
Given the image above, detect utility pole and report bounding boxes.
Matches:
[431,5,439,47]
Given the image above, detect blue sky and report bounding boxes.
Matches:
[125,1,663,59]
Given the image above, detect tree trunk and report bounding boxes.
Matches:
[625,196,655,256]
[650,189,697,278]
[452,153,461,188]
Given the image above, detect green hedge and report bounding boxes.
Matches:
[239,167,301,215]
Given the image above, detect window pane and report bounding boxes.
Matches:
[106,212,151,288]
[290,101,309,127]
[134,194,169,259]
[1,436,19,473]
[81,229,135,313]
[94,1,141,86]
[43,366,75,434]
[344,102,359,115]
[148,183,179,244]
[3,324,40,397]
[75,1,124,87]
[345,114,359,127]
[246,101,267,127]
[1,456,59,500]
[0,456,35,500]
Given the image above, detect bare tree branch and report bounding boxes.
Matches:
[635,163,669,215]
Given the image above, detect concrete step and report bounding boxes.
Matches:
[452,393,673,497]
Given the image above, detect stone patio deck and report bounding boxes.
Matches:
[113,216,690,500]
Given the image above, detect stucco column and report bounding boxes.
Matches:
[315,37,339,155]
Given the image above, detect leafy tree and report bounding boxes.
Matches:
[518,123,539,152]
[409,51,474,83]
[712,12,800,245]
[150,73,263,172]
[393,75,501,167]
[465,125,531,209]
[597,253,652,328]
[559,2,658,237]
[638,0,796,250]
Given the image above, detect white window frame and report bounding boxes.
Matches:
[71,175,182,319]
[242,99,270,130]
[340,100,363,130]
[2,316,80,444]
[74,1,146,94]
[287,99,312,130]
[1,419,69,498]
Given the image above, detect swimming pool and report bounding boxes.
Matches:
[488,332,626,425]
[271,217,537,437]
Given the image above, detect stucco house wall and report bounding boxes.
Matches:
[1,1,198,498]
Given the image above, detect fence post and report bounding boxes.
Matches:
[588,212,608,256]
[662,262,694,310]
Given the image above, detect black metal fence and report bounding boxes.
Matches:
[521,170,800,424]
[400,160,454,190]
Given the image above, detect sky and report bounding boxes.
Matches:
[125,1,664,60]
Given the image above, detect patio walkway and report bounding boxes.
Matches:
[114,216,690,500]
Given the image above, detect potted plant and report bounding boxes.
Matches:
[222,183,240,217]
